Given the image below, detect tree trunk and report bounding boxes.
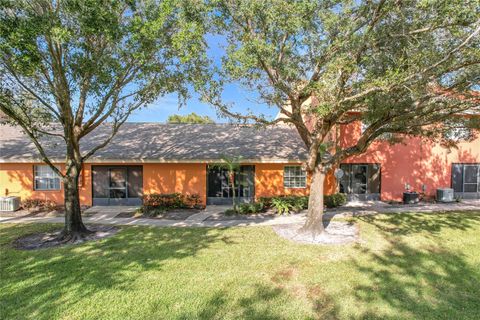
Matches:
[300,165,326,235]
[62,168,89,239]
[230,172,237,212]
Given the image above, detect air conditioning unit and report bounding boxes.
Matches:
[0,196,21,211]
[436,188,454,203]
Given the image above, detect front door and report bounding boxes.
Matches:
[339,163,381,201]
[108,168,127,205]
[207,165,255,205]
[92,166,143,205]
[351,164,368,195]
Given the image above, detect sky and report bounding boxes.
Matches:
[128,84,278,123]
[128,34,278,123]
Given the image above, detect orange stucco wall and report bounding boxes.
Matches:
[3,129,478,205]
[338,121,480,201]
[0,162,208,206]
[255,163,310,198]
[1,162,321,206]
[0,163,92,205]
[255,163,336,198]
[141,163,207,204]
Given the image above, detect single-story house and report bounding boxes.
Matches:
[0,122,479,207]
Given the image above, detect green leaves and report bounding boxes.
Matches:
[211,0,480,167]
[167,112,214,123]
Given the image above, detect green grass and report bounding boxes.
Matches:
[1,211,480,319]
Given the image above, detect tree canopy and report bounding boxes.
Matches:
[167,112,214,123]
[208,0,480,234]
[0,0,210,236]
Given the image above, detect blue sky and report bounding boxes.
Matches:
[128,34,278,123]
[128,84,278,123]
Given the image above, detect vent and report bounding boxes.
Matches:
[436,188,454,203]
[0,196,21,211]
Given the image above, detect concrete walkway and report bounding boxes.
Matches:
[0,200,478,228]
[184,205,231,222]
[84,206,137,219]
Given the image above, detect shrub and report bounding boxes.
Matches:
[258,194,346,212]
[236,202,265,214]
[324,193,347,208]
[184,194,203,209]
[271,197,291,214]
[259,195,309,214]
[258,196,273,208]
[142,193,203,214]
[21,199,57,212]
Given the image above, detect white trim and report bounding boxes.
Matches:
[0,158,306,164]
[283,165,307,189]
[34,165,61,191]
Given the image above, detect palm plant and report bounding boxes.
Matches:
[213,155,242,212]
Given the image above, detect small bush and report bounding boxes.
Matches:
[324,193,347,208]
[259,195,309,214]
[21,199,57,212]
[258,196,273,208]
[142,193,203,214]
[271,197,291,214]
[236,202,265,214]
[184,194,203,209]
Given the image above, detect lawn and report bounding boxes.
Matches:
[1,211,480,319]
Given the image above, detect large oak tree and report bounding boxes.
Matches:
[208,0,480,235]
[0,0,209,239]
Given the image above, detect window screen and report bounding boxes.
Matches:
[34,165,61,190]
[452,164,480,193]
[284,166,307,188]
[92,166,109,198]
[339,163,380,194]
[127,167,143,198]
[452,164,463,192]
[464,165,479,192]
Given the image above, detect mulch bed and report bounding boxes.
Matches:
[12,225,120,250]
[115,209,201,220]
[272,222,359,245]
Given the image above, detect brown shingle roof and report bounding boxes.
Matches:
[0,123,308,163]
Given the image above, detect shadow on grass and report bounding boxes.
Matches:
[352,211,480,319]
[192,283,339,319]
[0,223,235,319]
[355,211,480,236]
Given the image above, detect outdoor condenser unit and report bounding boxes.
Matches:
[0,196,21,211]
[436,188,454,203]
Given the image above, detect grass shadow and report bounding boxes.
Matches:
[0,223,235,319]
[352,211,480,319]
[355,211,480,236]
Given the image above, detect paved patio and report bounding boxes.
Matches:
[0,200,478,228]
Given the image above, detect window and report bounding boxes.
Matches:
[452,164,480,193]
[444,127,472,142]
[284,166,306,188]
[339,163,381,195]
[34,165,61,190]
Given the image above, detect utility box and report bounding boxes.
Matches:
[403,192,419,204]
[0,196,21,211]
[436,188,454,203]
